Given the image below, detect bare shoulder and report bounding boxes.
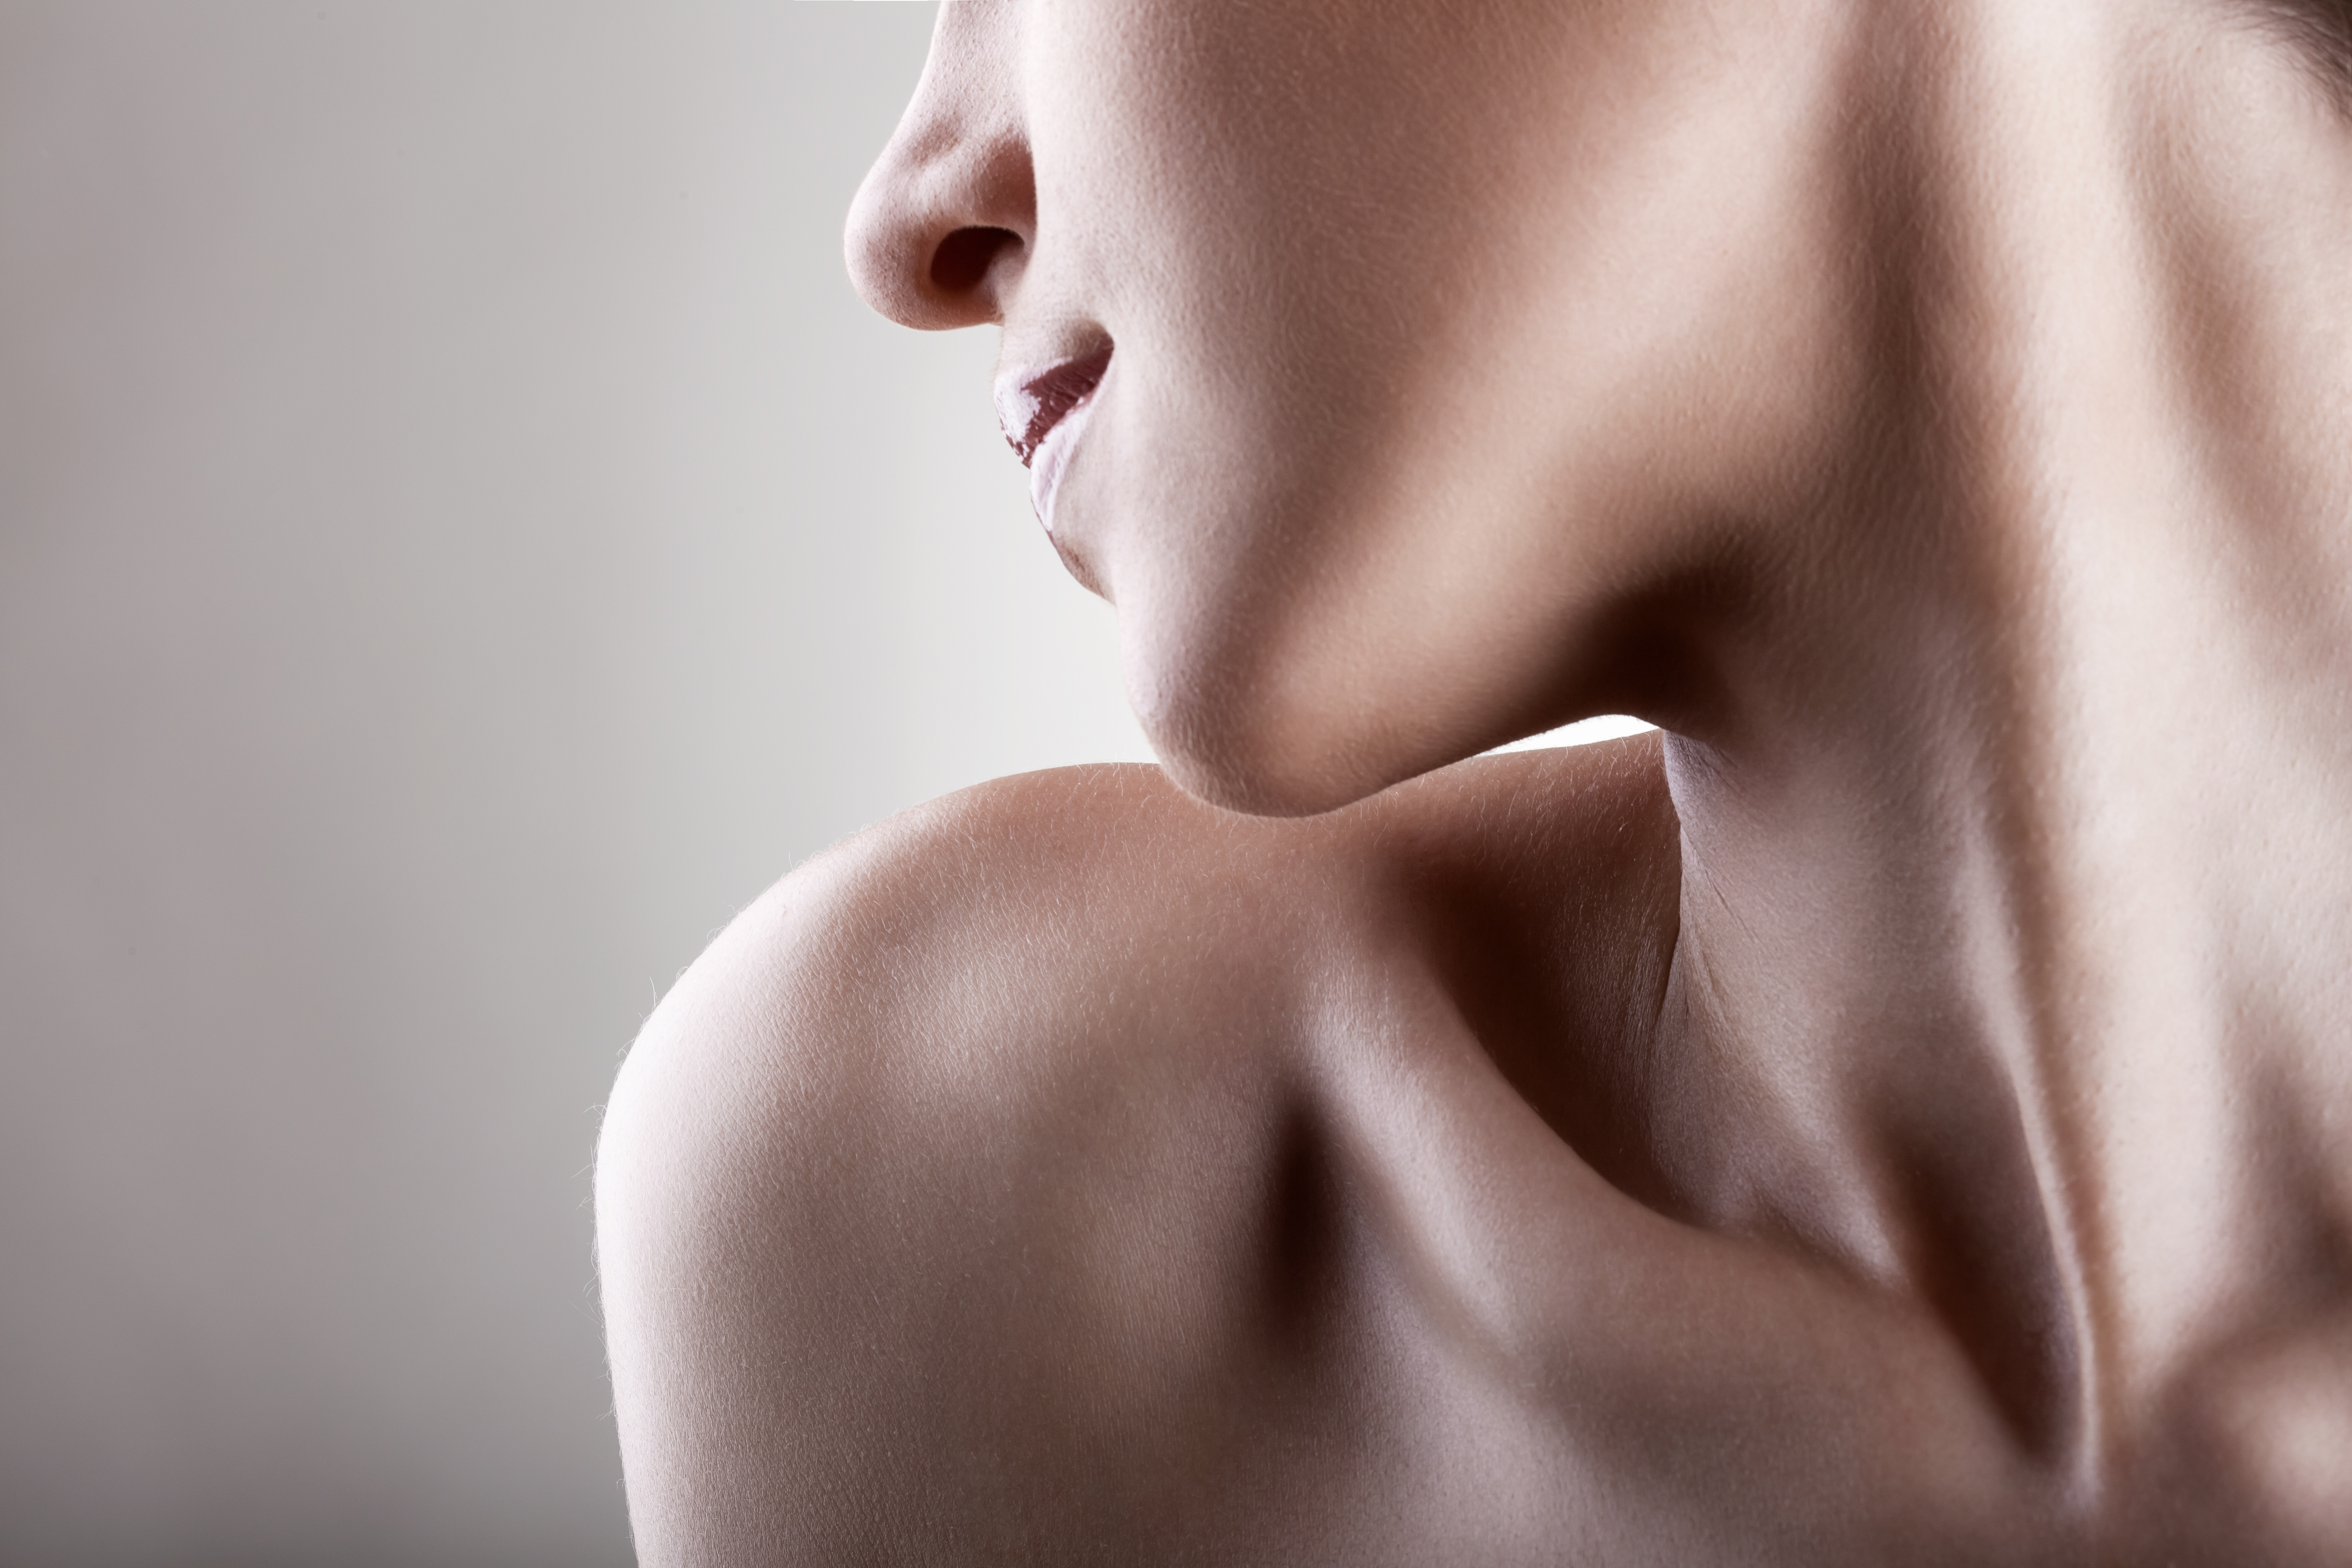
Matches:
[596,756,1431,1203]
[600,739,1679,1234]
[596,741,1696,1564]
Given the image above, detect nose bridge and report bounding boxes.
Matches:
[845,2,1033,331]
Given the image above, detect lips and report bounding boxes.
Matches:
[993,344,1112,532]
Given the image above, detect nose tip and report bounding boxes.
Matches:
[845,125,1034,332]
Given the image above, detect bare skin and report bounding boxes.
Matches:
[597,0,2352,1560]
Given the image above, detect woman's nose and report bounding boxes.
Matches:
[844,6,1034,332]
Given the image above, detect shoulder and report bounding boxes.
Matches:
[595,742,1676,1563]
[601,761,1357,1139]
[593,762,1335,1560]
[599,740,1674,1212]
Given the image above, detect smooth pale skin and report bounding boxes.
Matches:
[597,0,2352,1560]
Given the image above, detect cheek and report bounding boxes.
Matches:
[1034,0,1485,370]
[1029,46,1516,808]
[1033,8,1501,580]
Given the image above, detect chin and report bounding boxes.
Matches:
[1149,743,1371,819]
[1122,650,1446,820]
[1100,495,1529,819]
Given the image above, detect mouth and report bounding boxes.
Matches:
[993,344,1112,533]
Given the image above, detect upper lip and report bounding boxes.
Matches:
[994,344,1113,467]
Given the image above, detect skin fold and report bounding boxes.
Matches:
[596,0,2352,1560]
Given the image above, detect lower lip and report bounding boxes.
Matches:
[1028,382,1102,534]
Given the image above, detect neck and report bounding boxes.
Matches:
[1628,0,2352,1494]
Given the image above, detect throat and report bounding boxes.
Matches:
[1636,519,2352,1491]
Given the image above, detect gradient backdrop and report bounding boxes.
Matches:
[0,5,1635,1563]
[0,5,1147,1563]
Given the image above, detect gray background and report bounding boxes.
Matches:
[0,5,1153,1563]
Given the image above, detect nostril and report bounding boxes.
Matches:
[930,226,1021,295]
